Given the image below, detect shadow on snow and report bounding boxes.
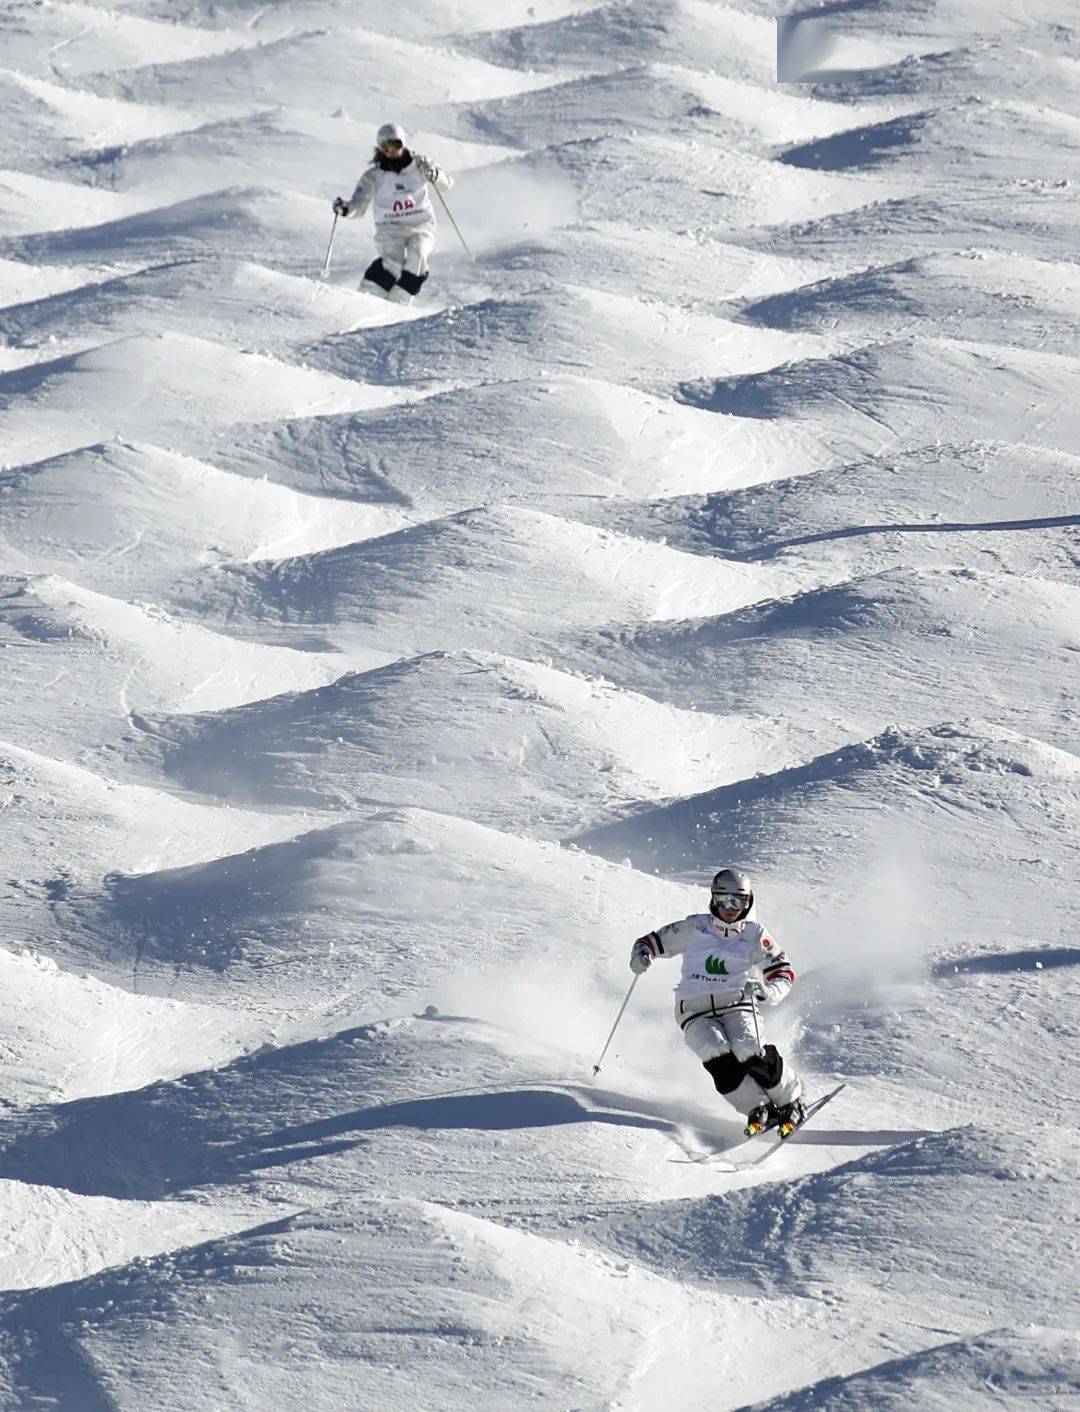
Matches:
[934,945,1080,978]
[0,1021,684,1200]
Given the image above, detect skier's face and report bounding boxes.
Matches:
[380,139,404,158]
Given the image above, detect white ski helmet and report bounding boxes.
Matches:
[376,122,407,150]
[710,867,753,920]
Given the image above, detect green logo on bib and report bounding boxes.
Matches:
[705,955,729,976]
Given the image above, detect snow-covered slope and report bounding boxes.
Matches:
[125,649,798,835]
[739,248,1080,353]
[0,948,269,1106]
[194,375,825,508]
[0,441,408,587]
[0,0,1077,1407]
[681,337,1080,467]
[0,737,311,881]
[575,720,1080,938]
[59,805,699,1016]
[569,567,1080,754]
[572,440,1080,571]
[162,504,821,663]
[299,285,836,391]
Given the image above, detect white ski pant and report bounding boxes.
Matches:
[374,223,435,278]
[682,1002,801,1116]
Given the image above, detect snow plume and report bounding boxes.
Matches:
[443,158,578,255]
[784,823,936,1028]
[434,942,698,1104]
[436,951,629,1074]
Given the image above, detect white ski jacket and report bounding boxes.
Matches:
[347,154,452,232]
[636,906,795,1026]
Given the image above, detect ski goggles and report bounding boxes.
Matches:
[712,891,751,910]
[378,137,404,152]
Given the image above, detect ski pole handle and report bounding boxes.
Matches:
[591,975,639,1076]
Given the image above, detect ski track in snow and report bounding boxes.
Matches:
[0,0,1078,1407]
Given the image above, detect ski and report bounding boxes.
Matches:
[741,1083,847,1167]
[670,1126,767,1164]
[669,1145,740,1166]
[668,1083,846,1166]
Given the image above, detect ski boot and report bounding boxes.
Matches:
[776,1098,807,1140]
[744,1102,778,1138]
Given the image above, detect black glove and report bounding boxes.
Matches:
[332,196,350,216]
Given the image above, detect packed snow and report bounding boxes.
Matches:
[0,0,1077,1408]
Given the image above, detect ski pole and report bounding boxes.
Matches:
[312,213,339,302]
[747,984,764,1055]
[320,212,339,279]
[591,975,639,1076]
[434,186,475,262]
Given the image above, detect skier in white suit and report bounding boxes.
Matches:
[333,122,453,305]
[630,867,806,1138]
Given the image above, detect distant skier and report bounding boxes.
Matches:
[630,867,806,1138]
[332,122,453,305]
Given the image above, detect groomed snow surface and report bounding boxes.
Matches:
[0,0,1078,1407]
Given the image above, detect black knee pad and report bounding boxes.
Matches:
[747,1044,784,1090]
[363,258,397,292]
[703,1053,750,1095]
[397,268,428,296]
